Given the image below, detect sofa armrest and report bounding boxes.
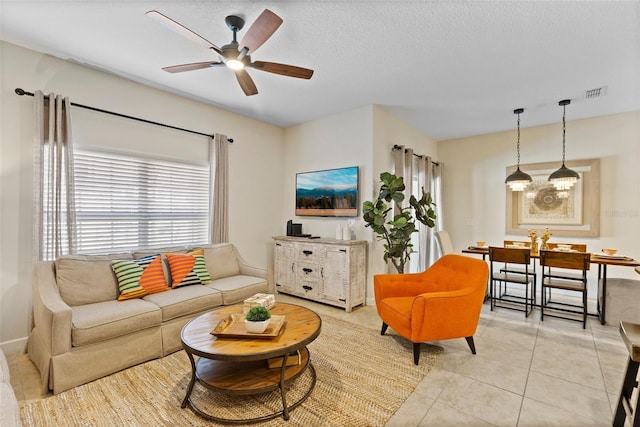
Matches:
[238,262,267,279]
[232,246,267,279]
[32,261,72,356]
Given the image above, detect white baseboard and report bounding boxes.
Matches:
[0,337,28,355]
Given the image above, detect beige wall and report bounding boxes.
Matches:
[0,41,285,352]
[438,110,640,292]
[284,105,438,304]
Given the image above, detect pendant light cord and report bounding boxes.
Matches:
[516,111,521,167]
[562,103,566,164]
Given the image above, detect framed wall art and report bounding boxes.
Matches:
[505,158,600,237]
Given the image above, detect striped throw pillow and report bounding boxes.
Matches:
[166,249,212,288]
[112,254,169,301]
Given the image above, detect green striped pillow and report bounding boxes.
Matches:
[112,254,169,300]
[166,250,212,288]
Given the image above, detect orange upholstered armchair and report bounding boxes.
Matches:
[374,254,489,364]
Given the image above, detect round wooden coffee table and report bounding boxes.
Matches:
[180,302,321,423]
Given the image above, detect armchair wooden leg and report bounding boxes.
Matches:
[465,336,476,354]
[413,342,421,365]
[381,322,389,335]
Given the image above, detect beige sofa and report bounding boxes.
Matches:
[28,243,269,394]
[1,349,21,426]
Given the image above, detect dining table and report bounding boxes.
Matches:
[462,246,640,325]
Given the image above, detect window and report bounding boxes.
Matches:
[73,150,209,254]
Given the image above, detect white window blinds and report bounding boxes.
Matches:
[74,150,209,254]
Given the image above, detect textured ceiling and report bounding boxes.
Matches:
[1,0,639,140]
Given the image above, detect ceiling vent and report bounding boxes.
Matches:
[585,86,607,99]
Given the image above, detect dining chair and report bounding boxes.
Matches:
[500,240,538,286]
[540,243,588,302]
[540,250,591,328]
[435,230,454,256]
[489,247,536,317]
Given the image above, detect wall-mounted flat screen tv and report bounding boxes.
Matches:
[295,166,359,217]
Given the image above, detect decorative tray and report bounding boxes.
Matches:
[468,246,488,250]
[211,314,286,339]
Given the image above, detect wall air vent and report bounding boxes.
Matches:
[585,86,607,99]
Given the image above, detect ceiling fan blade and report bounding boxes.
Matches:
[235,69,258,96]
[146,10,222,54]
[239,9,283,55]
[162,61,224,73]
[249,61,314,79]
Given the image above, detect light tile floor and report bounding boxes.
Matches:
[7,294,630,426]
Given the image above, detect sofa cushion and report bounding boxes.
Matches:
[112,254,169,301]
[166,250,212,288]
[71,299,161,347]
[207,275,269,305]
[56,253,132,306]
[196,244,240,279]
[142,285,222,322]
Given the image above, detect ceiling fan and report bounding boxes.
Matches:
[146,9,314,96]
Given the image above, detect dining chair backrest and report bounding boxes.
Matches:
[540,250,591,271]
[435,230,454,255]
[489,247,531,265]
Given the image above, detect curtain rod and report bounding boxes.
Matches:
[14,88,233,143]
[392,144,439,165]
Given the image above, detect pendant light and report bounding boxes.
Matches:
[548,99,579,190]
[505,108,532,191]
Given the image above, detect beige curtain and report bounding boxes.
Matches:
[33,91,77,260]
[392,146,412,273]
[209,133,229,243]
[432,160,445,250]
[393,145,443,272]
[393,145,413,185]
[417,155,434,270]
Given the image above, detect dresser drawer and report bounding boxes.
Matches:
[294,244,323,261]
[296,260,321,280]
[298,278,321,298]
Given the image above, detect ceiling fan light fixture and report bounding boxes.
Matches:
[149,9,314,96]
[505,108,532,191]
[549,99,580,190]
[226,59,244,70]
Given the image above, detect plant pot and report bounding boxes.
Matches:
[245,319,270,334]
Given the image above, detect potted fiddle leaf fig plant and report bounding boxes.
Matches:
[245,306,272,333]
[363,172,436,274]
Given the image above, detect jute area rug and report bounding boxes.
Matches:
[20,315,442,427]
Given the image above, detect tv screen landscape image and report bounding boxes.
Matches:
[296,166,359,217]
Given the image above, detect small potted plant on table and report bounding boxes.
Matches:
[245,306,272,333]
